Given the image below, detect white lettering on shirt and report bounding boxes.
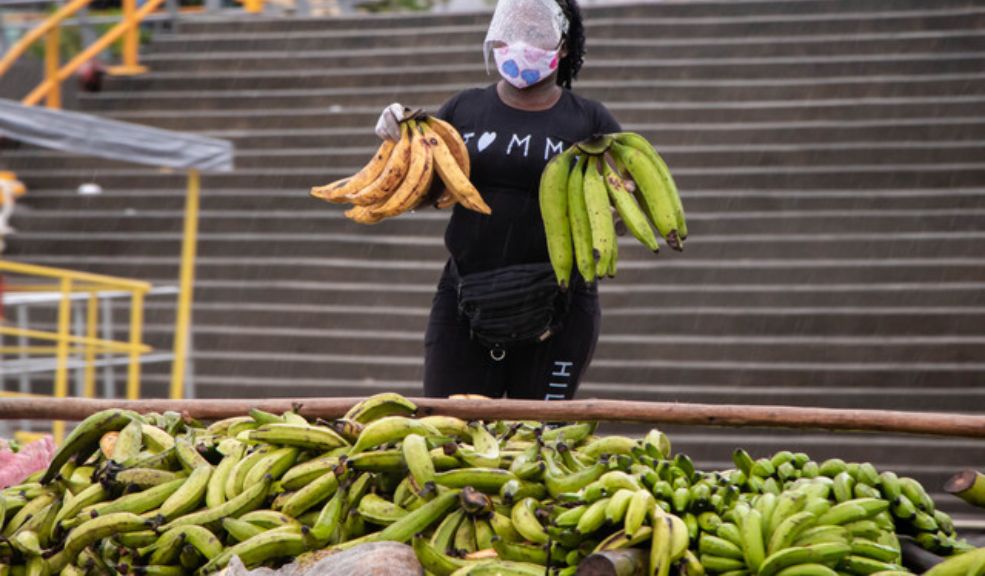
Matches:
[506,134,531,157]
[544,137,565,160]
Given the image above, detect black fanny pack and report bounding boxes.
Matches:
[454,261,571,359]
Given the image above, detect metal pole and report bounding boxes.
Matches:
[73,303,84,397]
[126,290,144,400]
[84,292,98,398]
[101,297,116,398]
[16,305,31,431]
[44,26,61,109]
[170,170,199,400]
[53,277,72,444]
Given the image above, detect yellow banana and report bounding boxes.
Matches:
[347,122,412,206]
[423,121,490,215]
[311,138,395,202]
[366,120,435,219]
[425,116,470,177]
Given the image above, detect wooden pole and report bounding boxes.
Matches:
[0,398,984,438]
[577,549,646,576]
[943,469,985,508]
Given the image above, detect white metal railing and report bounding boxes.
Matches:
[0,285,193,438]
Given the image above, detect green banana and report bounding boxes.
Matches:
[413,533,471,576]
[223,517,265,542]
[609,141,680,249]
[280,466,339,518]
[42,410,138,484]
[344,392,417,424]
[434,468,517,494]
[375,489,460,544]
[602,155,659,252]
[566,154,596,284]
[247,424,348,452]
[539,147,575,289]
[402,433,436,488]
[511,497,549,545]
[197,528,305,574]
[357,493,409,525]
[159,464,212,520]
[163,475,271,530]
[740,507,766,573]
[615,131,686,238]
[348,417,440,455]
[48,512,150,572]
[767,511,817,555]
[111,419,144,465]
[583,155,617,277]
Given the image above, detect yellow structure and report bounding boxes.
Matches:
[0,0,226,409]
[0,261,152,443]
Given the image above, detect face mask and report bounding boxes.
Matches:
[493,41,560,89]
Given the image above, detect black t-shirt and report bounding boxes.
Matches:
[437,84,622,276]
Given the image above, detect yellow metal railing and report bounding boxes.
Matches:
[0,261,152,443]
[0,0,271,110]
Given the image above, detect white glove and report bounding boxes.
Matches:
[375,102,407,141]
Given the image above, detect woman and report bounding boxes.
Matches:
[375,0,621,400]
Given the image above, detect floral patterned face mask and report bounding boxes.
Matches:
[493,41,560,89]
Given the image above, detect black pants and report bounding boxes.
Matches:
[423,261,601,400]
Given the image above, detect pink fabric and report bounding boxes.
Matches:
[0,436,55,488]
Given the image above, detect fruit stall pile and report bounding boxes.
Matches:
[0,393,982,576]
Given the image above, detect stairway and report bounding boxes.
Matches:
[4,0,985,519]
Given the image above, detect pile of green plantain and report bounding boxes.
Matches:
[0,393,981,576]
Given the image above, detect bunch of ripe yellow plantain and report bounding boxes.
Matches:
[0,393,979,576]
[310,114,491,224]
[540,132,687,290]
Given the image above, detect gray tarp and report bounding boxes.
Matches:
[0,97,233,172]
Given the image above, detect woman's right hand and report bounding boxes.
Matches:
[375,102,408,141]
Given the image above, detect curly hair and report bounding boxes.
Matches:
[555,0,585,89]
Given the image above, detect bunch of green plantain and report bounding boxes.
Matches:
[0,393,981,576]
[540,131,686,290]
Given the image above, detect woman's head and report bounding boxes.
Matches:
[484,0,584,89]
[554,0,584,89]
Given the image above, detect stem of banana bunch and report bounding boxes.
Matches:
[944,469,985,508]
[2,398,985,439]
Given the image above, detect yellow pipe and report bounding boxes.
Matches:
[0,0,92,78]
[0,326,151,354]
[0,261,151,292]
[21,0,166,107]
[44,27,61,109]
[127,291,145,401]
[170,170,200,400]
[85,293,99,398]
[123,0,138,69]
[53,278,72,445]
[5,283,143,293]
[0,391,48,398]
